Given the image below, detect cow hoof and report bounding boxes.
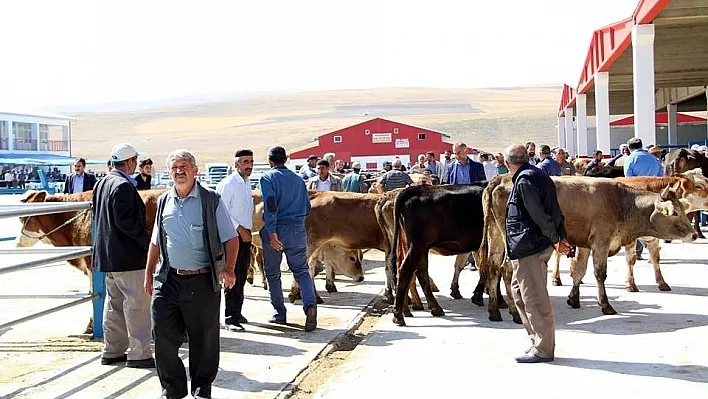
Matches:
[288,289,300,303]
[626,284,639,293]
[567,297,580,309]
[430,307,445,317]
[511,313,523,325]
[488,312,503,322]
[450,289,463,300]
[411,303,424,311]
[392,312,406,326]
[382,293,394,304]
[247,276,254,285]
[403,307,413,317]
[325,283,338,293]
[471,295,484,307]
[499,299,509,309]
[552,278,562,286]
[316,295,324,305]
[664,240,672,244]
[658,283,671,292]
[601,305,617,315]
[84,321,93,335]
[431,284,439,293]
[579,280,584,284]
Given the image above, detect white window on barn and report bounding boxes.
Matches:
[393,128,399,134]
[334,135,342,143]
[418,133,426,140]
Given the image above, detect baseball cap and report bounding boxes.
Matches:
[307,154,318,161]
[352,161,361,169]
[110,143,140,162]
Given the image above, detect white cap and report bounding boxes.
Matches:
[698,145,708,152]
[110,143,139,162]
[691,144,701,150]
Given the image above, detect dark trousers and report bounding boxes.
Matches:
[225,236,251,323]
[152,271,220,399]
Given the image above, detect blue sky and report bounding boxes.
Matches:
[1,0,639,109]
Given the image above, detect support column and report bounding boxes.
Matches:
[667,103,678,145]
[594,72,611,154]
[632,24,656,145]
[557,116,566,149]
[7,121,14,151]
[32,123,40,151]
[565,107,576,156]
[576,94,588,156]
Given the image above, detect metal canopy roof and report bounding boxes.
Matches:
[559,0,708,117]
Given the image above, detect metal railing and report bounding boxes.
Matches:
[0,201,105,339]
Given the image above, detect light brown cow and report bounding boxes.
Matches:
[551,170,708,292]
[17,188,166,332]
[367,171,435,193]
[479,174,696,323]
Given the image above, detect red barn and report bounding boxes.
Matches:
[288,117,456,170]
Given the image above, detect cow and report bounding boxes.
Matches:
[480,174,697,323]
[367,171,435,193]
[389,183,488,326]
[584,165,624,178]
[17,188,166,333]
[551,170,708,291]
[665,148,708,238]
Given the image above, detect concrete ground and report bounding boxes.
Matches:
[316,240,708,399]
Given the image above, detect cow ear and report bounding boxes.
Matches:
[660,184,672,200]
[21,190,46,203]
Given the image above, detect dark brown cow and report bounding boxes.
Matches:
[665,148,708,238]
[480,174,696,323]
[17,188,166,332]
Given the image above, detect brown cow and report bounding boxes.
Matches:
[479,174,696,323]
[551,170,708,291]
[665,148,708,238]
[17,188,166,332]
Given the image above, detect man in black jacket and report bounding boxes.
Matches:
[92,143,154,368]
[64,158,97,194]
[504,144,571,364]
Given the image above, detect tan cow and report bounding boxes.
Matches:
[551,169,708,292]
[478,174,696,323]
[17,188,166,332]
[367,171,435,193]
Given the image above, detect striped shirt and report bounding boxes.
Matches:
[380,170,413,191]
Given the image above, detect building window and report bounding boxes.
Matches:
[365,129,370,135]
[13,122,35,150]
[0,121,8,150]
[334,135,342,143]
[393,128,399,134]
[418,133,426,140]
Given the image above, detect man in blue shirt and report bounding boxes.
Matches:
[300,155,318,180]
[537,145,562,176]
[259,146,318,332]
[447,142,486,184]
[624,138,663,177]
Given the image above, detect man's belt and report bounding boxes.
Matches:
[171,267,211,276]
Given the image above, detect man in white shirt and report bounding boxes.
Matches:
[216,149,255,332]
[480,153,498,181]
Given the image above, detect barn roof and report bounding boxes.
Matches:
[610,112,706,126]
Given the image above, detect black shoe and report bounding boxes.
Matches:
[304,306,317,332]
[238,315,248,324]
[100,354,127,365]
[269,315,287,325]
[126,358,156,369]
[514,353,553,363]
[224,321,245,332]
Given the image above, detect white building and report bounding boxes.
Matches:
[0,111,74,162]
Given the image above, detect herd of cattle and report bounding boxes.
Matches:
[13,148,708,332]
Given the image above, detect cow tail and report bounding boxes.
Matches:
[390,189,409,284]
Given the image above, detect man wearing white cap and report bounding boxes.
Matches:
[92,143,154,368]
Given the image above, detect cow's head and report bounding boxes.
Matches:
[677,168,708,212]
[651,182,697,242]
[326,246,364,282]
[15,190,50,247]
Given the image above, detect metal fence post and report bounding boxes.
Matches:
[91,213,105,340]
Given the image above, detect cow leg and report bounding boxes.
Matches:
[247,248,255,285]
[408,278,424,311]
[645,238,670,291]
[487,265,503,322]
[551,250,562,286]
[592,249,616,315]
[691,211,705,238]
[471,264,486,306]
[325,264,338,293]
[624,241,639,292]
[450,253,467,299]
[501,262,521,324]
[567,247,590,309]
[257,247,267,290]
[382,250,395,304]
[392,248,421,326]
[309,257,324,304]
[288,279,301,303]
[415,255,444,317]
[429,276,439,293]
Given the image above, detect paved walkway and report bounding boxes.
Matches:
[316,240,708,399]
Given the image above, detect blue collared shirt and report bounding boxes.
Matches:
[259,166,311,234]
[151,182,236,269]
[455,161,471,184]
[114,169,138,187]
[538,157,562,176]
[73,173,84,193]
[623,149,663,177]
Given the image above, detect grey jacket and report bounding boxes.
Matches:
[306,174,344,191]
